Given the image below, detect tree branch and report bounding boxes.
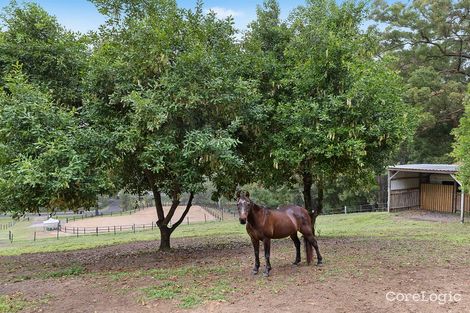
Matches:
[162,197,180,225]
[170,192,194,231]
[144,169,165,224]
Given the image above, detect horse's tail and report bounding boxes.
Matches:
[304,237,313,265]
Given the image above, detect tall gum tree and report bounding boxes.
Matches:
[86,0,257,250]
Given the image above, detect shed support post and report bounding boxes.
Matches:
[387,170,391,213]
[387,170,399,213]
[461,189,465,224]
[451,174,465,224]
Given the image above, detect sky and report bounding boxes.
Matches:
[0,0,307,33]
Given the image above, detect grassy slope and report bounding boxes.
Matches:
[1,212,469,256]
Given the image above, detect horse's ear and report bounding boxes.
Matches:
[236,190,241,199]
[245,191,250,198]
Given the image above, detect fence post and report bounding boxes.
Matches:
[204,214,206,223]
[9,230,11,241]
[114,226,116,235]
[34,231,36,241]
[10,233,13,243]
[133,224,135,233]
[66,217,68,223]
[57,227,59,239]
[344,206,347,214]
[96,227,98,236]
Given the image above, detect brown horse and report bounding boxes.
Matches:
[237,191,322,277]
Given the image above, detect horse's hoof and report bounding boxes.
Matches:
[316,261,323,266]
[263,272,269,277]
[252,269,259,275]
[292,261,300,266]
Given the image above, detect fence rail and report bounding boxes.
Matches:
[59,222,158,236]
[0,221,16,230]
[63,206,146,224]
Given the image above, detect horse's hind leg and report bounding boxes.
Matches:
[290,234,301,265]
[304,233,323,265]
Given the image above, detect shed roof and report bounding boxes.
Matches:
[388,164,458,174]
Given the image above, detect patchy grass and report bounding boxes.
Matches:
[0,294,28,313]
[138,265,232,308]
[40,265,85,279]
[142,281,181,300]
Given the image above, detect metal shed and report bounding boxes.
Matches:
[387,164,469,223]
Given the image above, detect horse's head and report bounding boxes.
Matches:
[236,190,252,225]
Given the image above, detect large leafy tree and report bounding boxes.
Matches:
[452,86,470,191]
[0,67,112,217]
[371,0,470,163]
[86,0,257,250]
[0,1,88,107]
[243,0,414,221]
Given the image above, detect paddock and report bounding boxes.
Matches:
[387,164,469,222]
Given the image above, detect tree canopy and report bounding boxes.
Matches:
[0,2,88,107]
[85,0,257,249]
[0,66,112,217]
[242,0,415,218]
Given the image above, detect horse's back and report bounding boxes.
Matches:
[277,205,309,217]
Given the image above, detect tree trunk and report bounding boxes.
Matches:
[159,225,172,251]
[316,176,324,216]
[302,172,314,214]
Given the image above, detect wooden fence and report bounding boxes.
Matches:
[420,184,454,213]
[456,192,470,213]
[389,188,419,210]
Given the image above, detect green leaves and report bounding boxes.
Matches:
[452,86,470,192]
[0,2,88,108]
[241,0,414,210]
[0,67,112,215]
[85,0,257,199]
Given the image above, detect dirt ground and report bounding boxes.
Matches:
[1,229,469,313]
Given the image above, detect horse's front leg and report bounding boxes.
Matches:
[251,237,260,275]
[263,238,272,277]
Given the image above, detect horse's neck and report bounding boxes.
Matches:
[248,203,266,227]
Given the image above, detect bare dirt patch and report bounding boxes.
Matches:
[1,234,469,313]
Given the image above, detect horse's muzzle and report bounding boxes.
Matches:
[239,218,246,225]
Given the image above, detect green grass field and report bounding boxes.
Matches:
[1,212,469,256]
